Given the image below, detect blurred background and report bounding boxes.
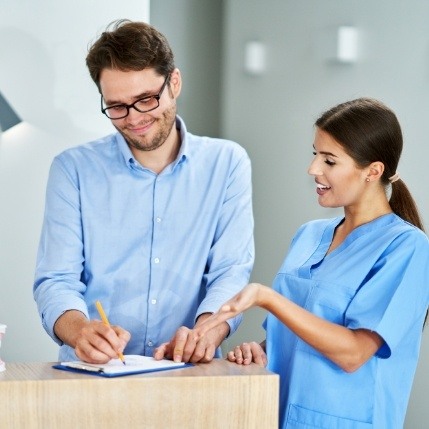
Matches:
[1,1,428,427]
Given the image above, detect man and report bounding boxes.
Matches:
[33,20,254,364]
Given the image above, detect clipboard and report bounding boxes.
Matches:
[53,354,192,378]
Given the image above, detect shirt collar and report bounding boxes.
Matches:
[172,115,188,166]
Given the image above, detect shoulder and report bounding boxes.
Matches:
[387,216,429,252]
[294,217,340,238]
[355,215,429,266]
[185,131,249,162]
[53,133,118,168]
[286,218,341,252]
[183,133,251,184]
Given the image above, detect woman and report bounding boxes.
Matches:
[195,98,429,428]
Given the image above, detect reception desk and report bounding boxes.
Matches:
[0,359,279,428]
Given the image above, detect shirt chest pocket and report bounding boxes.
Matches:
[306,280,355,325]
[276,275,356,325]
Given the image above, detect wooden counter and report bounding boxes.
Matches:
[0,359,279,429]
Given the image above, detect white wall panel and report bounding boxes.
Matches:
[0,0,149,362]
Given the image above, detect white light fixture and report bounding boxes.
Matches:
[336,26,358,63]
[0,91,22,132]
[244,41,266,75]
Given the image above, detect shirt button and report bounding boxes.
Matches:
[156,217,162,223]
[154,258,160,264]
[151,299,157,304]
[148,341,153,347]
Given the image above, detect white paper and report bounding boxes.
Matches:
[61,355,186,375]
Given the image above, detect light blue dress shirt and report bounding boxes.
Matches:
[34,116,254,361]
[265,214,429,429]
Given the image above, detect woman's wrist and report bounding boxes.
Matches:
[255,283,274,310]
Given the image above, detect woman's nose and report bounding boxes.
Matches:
[308,158,322,176]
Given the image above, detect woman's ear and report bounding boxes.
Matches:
[366,161,385,182]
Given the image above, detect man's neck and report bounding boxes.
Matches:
[132,127,181,174]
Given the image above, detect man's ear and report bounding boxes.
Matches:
[169,68,182,99]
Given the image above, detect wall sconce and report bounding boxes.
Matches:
[336,26,358,63]
[0,91,22,132]
[244,41,267,75]
[316,25,359,65]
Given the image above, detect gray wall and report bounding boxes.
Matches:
[151,0,223,137]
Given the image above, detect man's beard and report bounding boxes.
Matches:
[115,104,176,153]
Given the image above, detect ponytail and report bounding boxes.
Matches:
[389,179,425,232]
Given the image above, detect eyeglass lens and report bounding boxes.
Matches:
[101,75,170,119]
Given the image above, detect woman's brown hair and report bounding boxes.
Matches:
[315,97,424,231]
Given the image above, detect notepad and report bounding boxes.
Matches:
[53,355,190,377]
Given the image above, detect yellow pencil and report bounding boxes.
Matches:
[95,300,126,365]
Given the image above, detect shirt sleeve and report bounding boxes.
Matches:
[33,155,89,344]
[196,146,255,335]
[345,229,429,358]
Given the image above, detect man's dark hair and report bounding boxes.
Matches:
[86,19,175,92]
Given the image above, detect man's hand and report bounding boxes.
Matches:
[153,313,230,363]
[54,310,130,363]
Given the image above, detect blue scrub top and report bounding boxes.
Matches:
[265,214,429,429]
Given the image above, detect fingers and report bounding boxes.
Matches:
[153,342,170,360]
[74,320,129,364]
[226,342,267,367]
[172,327,197,362]
[155,326,220,364]
[249,341,268,367]
[230,345,245,364]
[112,325,131,352]
[189,338,216,363]
[153,328,197,363]
[229,343,252,365]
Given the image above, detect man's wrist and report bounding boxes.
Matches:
[53,310,88,347]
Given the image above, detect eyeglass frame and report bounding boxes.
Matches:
[100,74,171,120]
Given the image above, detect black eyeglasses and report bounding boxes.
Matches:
[101,75,170,119]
